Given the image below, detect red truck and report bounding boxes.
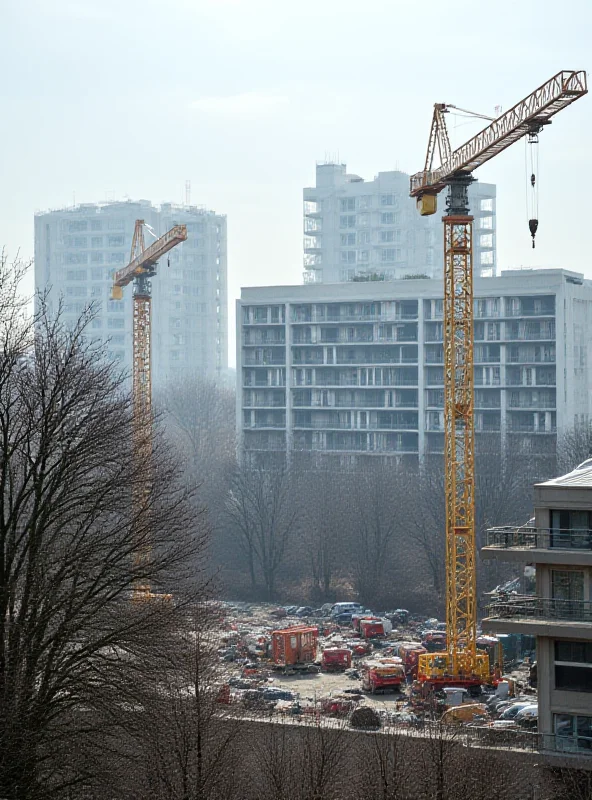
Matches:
[321,647,352,671]
[393,642,427,680]
[361,657,405,694]
[271,625,318,672]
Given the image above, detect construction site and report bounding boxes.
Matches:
[108,70,591,765]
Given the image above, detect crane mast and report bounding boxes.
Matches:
[111,220,187,599]
[411,70,587,688]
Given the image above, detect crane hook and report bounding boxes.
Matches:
[530,173,536,188]
[529,218,538,249]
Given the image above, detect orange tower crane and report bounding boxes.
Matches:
[111,220,187,598]
[410,70,587,689]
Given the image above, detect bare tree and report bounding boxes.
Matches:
[0,260,200,798]
[557,421,592,475]
[225,465,299,599]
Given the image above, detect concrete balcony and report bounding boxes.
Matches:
[482,526,592,566]
[482,596,592,639]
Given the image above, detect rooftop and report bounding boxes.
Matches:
[537,459,592,488]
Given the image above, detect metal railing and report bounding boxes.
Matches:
[293,421,418,431]
[486,526,592,550]
[485,596,592,623]
[243,358,286,366]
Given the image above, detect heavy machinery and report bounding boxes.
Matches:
[360,657,406,694]
[410,70,587,688]
[111,220,187,599]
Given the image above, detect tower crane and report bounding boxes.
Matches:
[111,220,187,599]
[410,70,587,689]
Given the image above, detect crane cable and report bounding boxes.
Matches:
[527,133,540,248]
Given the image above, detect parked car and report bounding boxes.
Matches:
[515,704,538,729]
[499,702,533,721]
[295,606,313,617]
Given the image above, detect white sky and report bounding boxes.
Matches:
[2,0,591,366]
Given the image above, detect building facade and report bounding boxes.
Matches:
[34,200,228,386]
[237,269,592,467]
[482,464,592,758]
[303,163,496,284]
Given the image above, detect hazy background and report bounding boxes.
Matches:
[2,0,590,365]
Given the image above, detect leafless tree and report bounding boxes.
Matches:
[0,258,201,798]
[248,718,353,800]
[225,465,299,599]
[557,421,592,475]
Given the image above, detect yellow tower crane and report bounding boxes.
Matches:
[410,70,587,689]
[111,220,187,599]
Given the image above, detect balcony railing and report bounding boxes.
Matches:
[243,422,286,429]
[505,308,555,317]
[487,526,592,551]
[485,596,592,623]
[293,421,418,430]
[506,354,555,363]
[506,423,557,433]
[243,358,286,366]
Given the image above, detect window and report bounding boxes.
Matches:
[90,220,102,231]
[358,231,370,244]
[107,219,125,230]
[72,237,87,247]
[481,198,493,212]
[341,251,356,264]
[110,301,125,312]
[109,253,125,264]
[359,250,369,262]
[173,334,185,345]
[68,221,87,232]
[340,233,356,246]
[480,234,493,248]
[108,235,124,247]
[552,570,584,601]
[66,270,87,281]
[65,253,86,265]
[381,212,395,224]
[481,216,493,230]
[91,236,103,247]
[358,195,372,209]
[481,252,494,265]
[555,714,592,751]
[381,194,394,206]
[91,253,104,264]
[66,286,86,297]
[339,215,356,228]
[91,268,103,280]
[91,319,102,329]
[340,198,356,212]
[382,249,395,262]
[107,318,125,329]
[381,231,395,243]
[110,334,125,345]
[91,286,102,297]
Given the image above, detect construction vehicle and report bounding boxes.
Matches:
[361,657,405,694]
[393,642,427,681]
[271,625,319,672]
[111,220,187,600]
[409,70,587,688]
[321,647,352,671]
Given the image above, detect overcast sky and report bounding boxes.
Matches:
[2,0,591,364]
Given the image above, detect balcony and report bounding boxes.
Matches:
[243,357,286,366]
[506,354,555,364]
[243,421,286,429]
[483,526,592,566]
[293,420,418,431]
[486,596,592,623]
[507,423,557,433]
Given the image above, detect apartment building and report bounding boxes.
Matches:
[303,163,496,283]
[237,269,592,468]
[482,463,592,758]
[34,200,228,385]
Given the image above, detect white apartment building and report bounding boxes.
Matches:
[303,163,496,284]
[237,269,592,468]
[482,465,592,761]
[34,200,228,385]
